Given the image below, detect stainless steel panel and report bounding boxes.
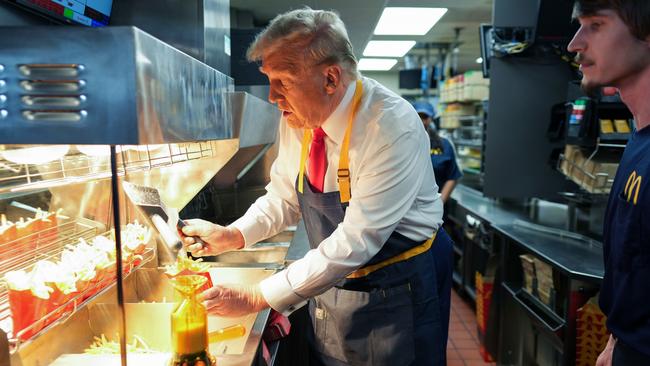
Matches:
[208,242,290,265]
[133,29,233,144]
[197,92,279,189]
[110,0,231,75]
[484,57,574,199]
[204,0,231,75]
[110,0,204,62]
[229,92,279,148]
[0,26,233,145]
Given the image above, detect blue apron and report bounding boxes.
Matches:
[296,81,451,366]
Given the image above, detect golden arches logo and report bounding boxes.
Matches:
[624,170,642,205]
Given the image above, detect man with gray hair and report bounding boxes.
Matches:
[182,8,453,365]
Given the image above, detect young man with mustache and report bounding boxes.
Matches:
[568,1,650,365]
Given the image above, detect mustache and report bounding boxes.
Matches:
[575,53,594,65]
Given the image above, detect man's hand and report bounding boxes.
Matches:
[180,219,244,257]
[596,334,616,366]
[201,284,269,317]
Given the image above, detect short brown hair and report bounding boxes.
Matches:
[573,0,650,40]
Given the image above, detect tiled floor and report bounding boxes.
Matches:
[447,289,496,366]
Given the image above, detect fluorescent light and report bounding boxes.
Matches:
[363,40,416,57]
[476,57,484,64]
[358,58,398,71]
[374,7,448,35]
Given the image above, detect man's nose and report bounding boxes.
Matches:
[568,27,585,53]
[268,86,281,104]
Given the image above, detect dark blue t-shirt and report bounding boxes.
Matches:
[430,137,462,191]
[600,125,650,355]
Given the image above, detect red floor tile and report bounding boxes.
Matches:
[454,338,480,350]
[457,348,485,361]
[451,330,475,341]
[447,348,462,360]
[465,360,496,366]
[447,288,496,365]
[447,360,466,366]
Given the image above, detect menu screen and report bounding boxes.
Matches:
[14,0,113,27]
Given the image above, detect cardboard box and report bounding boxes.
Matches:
[519,254,536,295]
[575,295,609,366]
[560,145,619,194]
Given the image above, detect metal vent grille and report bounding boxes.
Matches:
[18,64,87,123]
[0,64,6,120]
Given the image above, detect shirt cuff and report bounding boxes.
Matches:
[230,215,265,247]
[260,270,308,316]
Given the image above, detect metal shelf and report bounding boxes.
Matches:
[457,125,484,131]
[454,140,483,148]
[0,218,155,351]
[453,271,463,286]
[457,116,483,122]
[0,142,218,196]
[463,168,482,175]
[557,153,614,195]
[502,282,565,333]
[464,285,477,302]
[459,156,482,161]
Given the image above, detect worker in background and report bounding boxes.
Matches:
[569,1,650,365]
[182,8,453,366]
[412,99,457,354]
[413,101,462,203]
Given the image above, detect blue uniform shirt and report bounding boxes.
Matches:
[430,137,462,191]
[600,126,650,355]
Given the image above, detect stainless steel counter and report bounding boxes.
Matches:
[450,185,604,281]
[449,184,528,226]
[493,223,604,281]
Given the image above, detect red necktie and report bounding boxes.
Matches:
[308,127,327,193]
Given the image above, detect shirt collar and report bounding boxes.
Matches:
[320,81,357,145]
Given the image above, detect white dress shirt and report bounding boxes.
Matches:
[231,77,444,314]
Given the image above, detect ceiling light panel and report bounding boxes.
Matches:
[363,40,416,57]
[358,58,398,71]
[374,7,448,35]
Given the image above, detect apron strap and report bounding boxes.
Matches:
[298,79,363,204]
[337,79,363,203]
[346,232,437,279]
[298,129,312,195]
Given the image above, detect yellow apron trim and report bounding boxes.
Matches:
[338,79,363,203]
[298,79,363,204]
[346,232,437,279]
[298,129,312,195]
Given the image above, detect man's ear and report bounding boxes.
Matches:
[323,65,343,95]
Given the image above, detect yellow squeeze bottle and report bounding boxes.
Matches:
[170,275,215,366]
